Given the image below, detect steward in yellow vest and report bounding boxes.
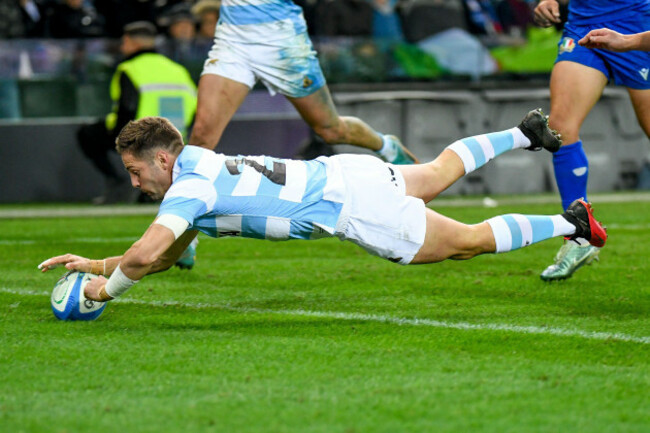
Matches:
[78,21,197,204]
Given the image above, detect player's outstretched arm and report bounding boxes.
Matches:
[579,29,650,52]
[150,229,199,274]
[89,223,178,301]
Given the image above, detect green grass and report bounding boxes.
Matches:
[1,198,649,432]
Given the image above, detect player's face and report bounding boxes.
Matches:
[122,151,172,200]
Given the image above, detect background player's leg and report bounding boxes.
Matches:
[627,87,650,137]
[287,86,418,164]
[548,61,607,210]
[189,74,251,149]
[541,62,608,281]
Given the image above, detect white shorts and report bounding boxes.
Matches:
[201,33,326,98]
[332,155,427,265]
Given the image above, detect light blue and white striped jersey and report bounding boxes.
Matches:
[158,146,346,240]
[217,0,308,43]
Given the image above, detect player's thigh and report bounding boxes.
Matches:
[549,61,608,141]
[287,86,342,131]
[627,88,650,137]
[411,208,483,264]
[194,74,250,131]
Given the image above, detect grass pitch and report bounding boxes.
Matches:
[1,195,649,432]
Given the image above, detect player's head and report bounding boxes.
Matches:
[115,117,183,200]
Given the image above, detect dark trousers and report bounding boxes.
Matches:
[77,120,120,180]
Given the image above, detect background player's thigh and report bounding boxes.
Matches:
[549,61,608,143]
[190,74,250,149]
[627,88,650,137]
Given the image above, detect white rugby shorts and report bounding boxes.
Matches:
[202,32,326,98]
[332,154,427,265]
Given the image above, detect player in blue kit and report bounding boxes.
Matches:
[534,0,650,281]
[38,112,607,302]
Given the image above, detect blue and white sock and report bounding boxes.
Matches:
[486,214,576,253]
[447,127,530,174]
[553,140,589,211]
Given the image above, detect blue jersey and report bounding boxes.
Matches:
[158,146,345,240]
[217,0,307,43]
[557,0,650,89]
[568,0,650,25]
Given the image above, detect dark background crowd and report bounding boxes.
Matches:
[0,0,558,44]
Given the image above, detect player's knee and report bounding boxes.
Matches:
[548,116,578,142]
[189,117,217,148]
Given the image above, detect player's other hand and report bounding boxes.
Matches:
[579,29,629,52]
[534,0,561,27]
[85,276,108,302]
[38,254,91,273]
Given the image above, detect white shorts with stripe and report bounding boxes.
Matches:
[332,155,427,265]
[201,32,326,98]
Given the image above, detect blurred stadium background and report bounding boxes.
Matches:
[1,0,649,203]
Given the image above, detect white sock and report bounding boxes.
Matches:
[447,127,530,174]
[376,134,397,162]
[486,214,575,253]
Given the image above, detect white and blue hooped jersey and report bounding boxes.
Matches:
[217,0,307,43]
[158,146,345,240]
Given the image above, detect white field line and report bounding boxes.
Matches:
[1,222,648,246]
[2,287,648,345]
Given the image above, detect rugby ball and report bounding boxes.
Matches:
[51,271,107,321]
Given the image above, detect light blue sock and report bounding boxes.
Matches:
[553,140,589,211]
[447,127,530,173]
[486,214,575,253]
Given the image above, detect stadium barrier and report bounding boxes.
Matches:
[1,87,648,203]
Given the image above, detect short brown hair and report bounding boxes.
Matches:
[116,117,184,158]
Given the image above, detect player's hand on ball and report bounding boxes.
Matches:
[38,254,92,273]
[84,275,109,302]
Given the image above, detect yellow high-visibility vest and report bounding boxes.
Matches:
[106,52,197,139]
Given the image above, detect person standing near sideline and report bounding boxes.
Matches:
[77,21,197,205]
[533,0,650,281]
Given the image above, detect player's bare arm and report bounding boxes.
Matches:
[579,29,650,52]
[533,0,563,27]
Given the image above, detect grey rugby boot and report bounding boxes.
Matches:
[540,242,600,281]
[518,108,562,153]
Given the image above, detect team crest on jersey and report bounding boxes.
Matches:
[302,76,313,88]
[639,68,649,81]
[559,37,575,54]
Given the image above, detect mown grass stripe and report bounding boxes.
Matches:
[3,287,648,345]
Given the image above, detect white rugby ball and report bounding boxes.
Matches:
[51,271,107,321]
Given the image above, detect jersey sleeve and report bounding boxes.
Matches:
[157,174,217,227]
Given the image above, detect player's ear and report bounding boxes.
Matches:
[156,149,170,169]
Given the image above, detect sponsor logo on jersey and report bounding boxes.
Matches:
[559,37,575,54]
[639,68,649,81]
